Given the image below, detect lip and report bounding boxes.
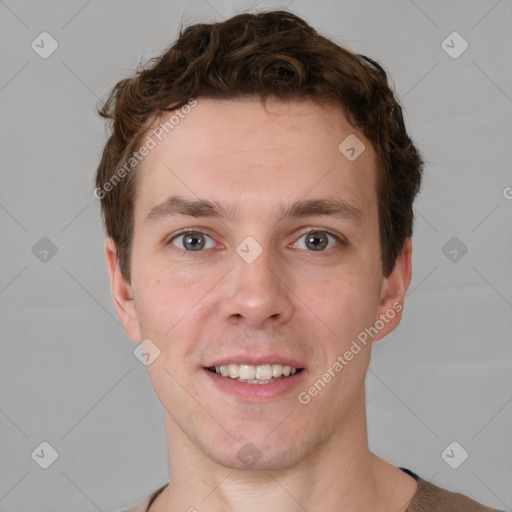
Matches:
[203,367,307,401]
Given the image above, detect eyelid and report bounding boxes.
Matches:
[296,227,346,241]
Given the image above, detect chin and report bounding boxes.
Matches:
[198,430,315,472]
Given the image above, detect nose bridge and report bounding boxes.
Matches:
[219,237,294,327]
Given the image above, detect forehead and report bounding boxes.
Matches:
[134,98,378,223]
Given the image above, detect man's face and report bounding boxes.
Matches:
[108,98,409,470]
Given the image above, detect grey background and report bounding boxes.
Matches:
[1,0,511,511]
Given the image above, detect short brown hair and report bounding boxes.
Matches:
[95,10,423,280]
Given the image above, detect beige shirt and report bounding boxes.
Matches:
[116,468,506,512]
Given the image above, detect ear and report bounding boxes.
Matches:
[373,238,412,342]
[104,238,141,343]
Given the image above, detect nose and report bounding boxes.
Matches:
[218,244,294,329]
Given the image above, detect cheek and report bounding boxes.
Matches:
[132,261,183,337]
[302,267,381,346]
[132,258,220,341]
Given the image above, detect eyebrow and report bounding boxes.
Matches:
[144,195,366,226]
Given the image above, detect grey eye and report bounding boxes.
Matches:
[172,232,214,251]
[297,231,335,251]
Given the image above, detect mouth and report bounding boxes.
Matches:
[206,363,304,384]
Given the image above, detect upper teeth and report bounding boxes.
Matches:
[214,364,298,381]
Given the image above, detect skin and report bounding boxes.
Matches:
[105,98,417,511]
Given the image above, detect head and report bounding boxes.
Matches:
[96,11,423,471]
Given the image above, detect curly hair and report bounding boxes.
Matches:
[95,10,423,280]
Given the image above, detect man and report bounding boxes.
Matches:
[95,10,504,512]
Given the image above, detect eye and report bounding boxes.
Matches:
[170,231,216,251]
[293,230,340,252]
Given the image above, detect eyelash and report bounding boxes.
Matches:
[167,228,345,253]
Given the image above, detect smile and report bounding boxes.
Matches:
[207,363,303,384]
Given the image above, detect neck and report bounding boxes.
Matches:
[154,388,413,512]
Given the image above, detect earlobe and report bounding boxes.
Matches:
[104,238,141,342]
[373,238,412,342]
